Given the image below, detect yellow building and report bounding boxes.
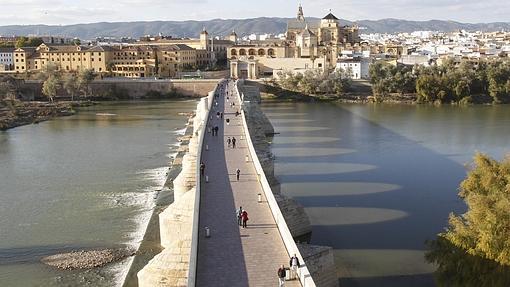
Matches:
[14,44,110,74]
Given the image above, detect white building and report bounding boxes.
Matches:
[0,48,14,71]
[336,56,370,79]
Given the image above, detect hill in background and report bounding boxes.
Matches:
[0,17,509,40]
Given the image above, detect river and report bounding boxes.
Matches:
[0,100,196,287]
[262,102,510,287]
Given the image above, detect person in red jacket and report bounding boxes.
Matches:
[241,210,248,228]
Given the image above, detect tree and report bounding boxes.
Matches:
[63,73,79,101]
[78,69,96,98]
[37,63,60,81]
[455,80,471,100]
[442,153,510,266]
[42,75,60,102]
[106,61,115,77]
[71,39,81,46]
[16,37,43,48]
[0,76,18,101]
[416,74,440,102]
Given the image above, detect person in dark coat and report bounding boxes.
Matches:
[200,162,205,176]
[289,254,300,280]
[277,265,286,286]
[232,137,237,148]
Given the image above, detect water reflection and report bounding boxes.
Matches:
[275,162,376,177]
[275,126,330,132]
[271,147,354,157]
[335,249,435,278]
[306,207,408,225]
[281,182,400,197]
[269,136,341,145]
[426,237,510,287]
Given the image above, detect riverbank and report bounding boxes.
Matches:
[0,100,98,131]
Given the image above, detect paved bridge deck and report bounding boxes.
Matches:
[196,81,300,286]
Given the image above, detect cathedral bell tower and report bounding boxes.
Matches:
[200,27,209,50]
[297,3,305,21]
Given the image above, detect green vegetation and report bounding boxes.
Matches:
[369,59,510,104]
[37,64,96,101]
[273,69,351,97]
[63,73,79,101]
[0,76,18,101]
[15,37,44,48]
[42,75,60,102]
[426,153,510,286]
[77,69,96,98]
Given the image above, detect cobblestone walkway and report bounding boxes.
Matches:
[196,80,301,287]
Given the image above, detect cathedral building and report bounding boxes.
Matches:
[229,4,361,79]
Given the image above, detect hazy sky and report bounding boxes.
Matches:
[1,0,509,25]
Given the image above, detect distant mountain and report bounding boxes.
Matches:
[0,18,509,40]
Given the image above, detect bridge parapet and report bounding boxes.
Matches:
[235,80,316,287]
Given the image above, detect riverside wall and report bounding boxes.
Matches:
[136,83,216,287]
[19,79,220,100]
[238,81,338,287]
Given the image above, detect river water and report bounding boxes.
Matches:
[0,100,196,287]
[262,102,510,287]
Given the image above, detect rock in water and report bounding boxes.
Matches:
[41,248,135,270]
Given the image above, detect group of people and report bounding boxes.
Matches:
[226,136,237,149]
[277,254,301,286]
[211,125,219,136]
[236,206,249,228]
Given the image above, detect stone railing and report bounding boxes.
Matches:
[137,81,219,287]
[187,82,218,286]
[235,81,316,287]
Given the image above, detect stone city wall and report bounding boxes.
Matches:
[137,87,215,287]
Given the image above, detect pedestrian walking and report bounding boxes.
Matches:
[236,206,243,226]
[220,112,224,119]
[216,111,220,119]
[277,265,286,286]
[200,162,205,176]
[236,168,240,181]
[226,118,230,125]
[289,254,300,280]
[241,210,248,228]
[215,126,219,136]
[232,137,236,148]
[227,137,231,147]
